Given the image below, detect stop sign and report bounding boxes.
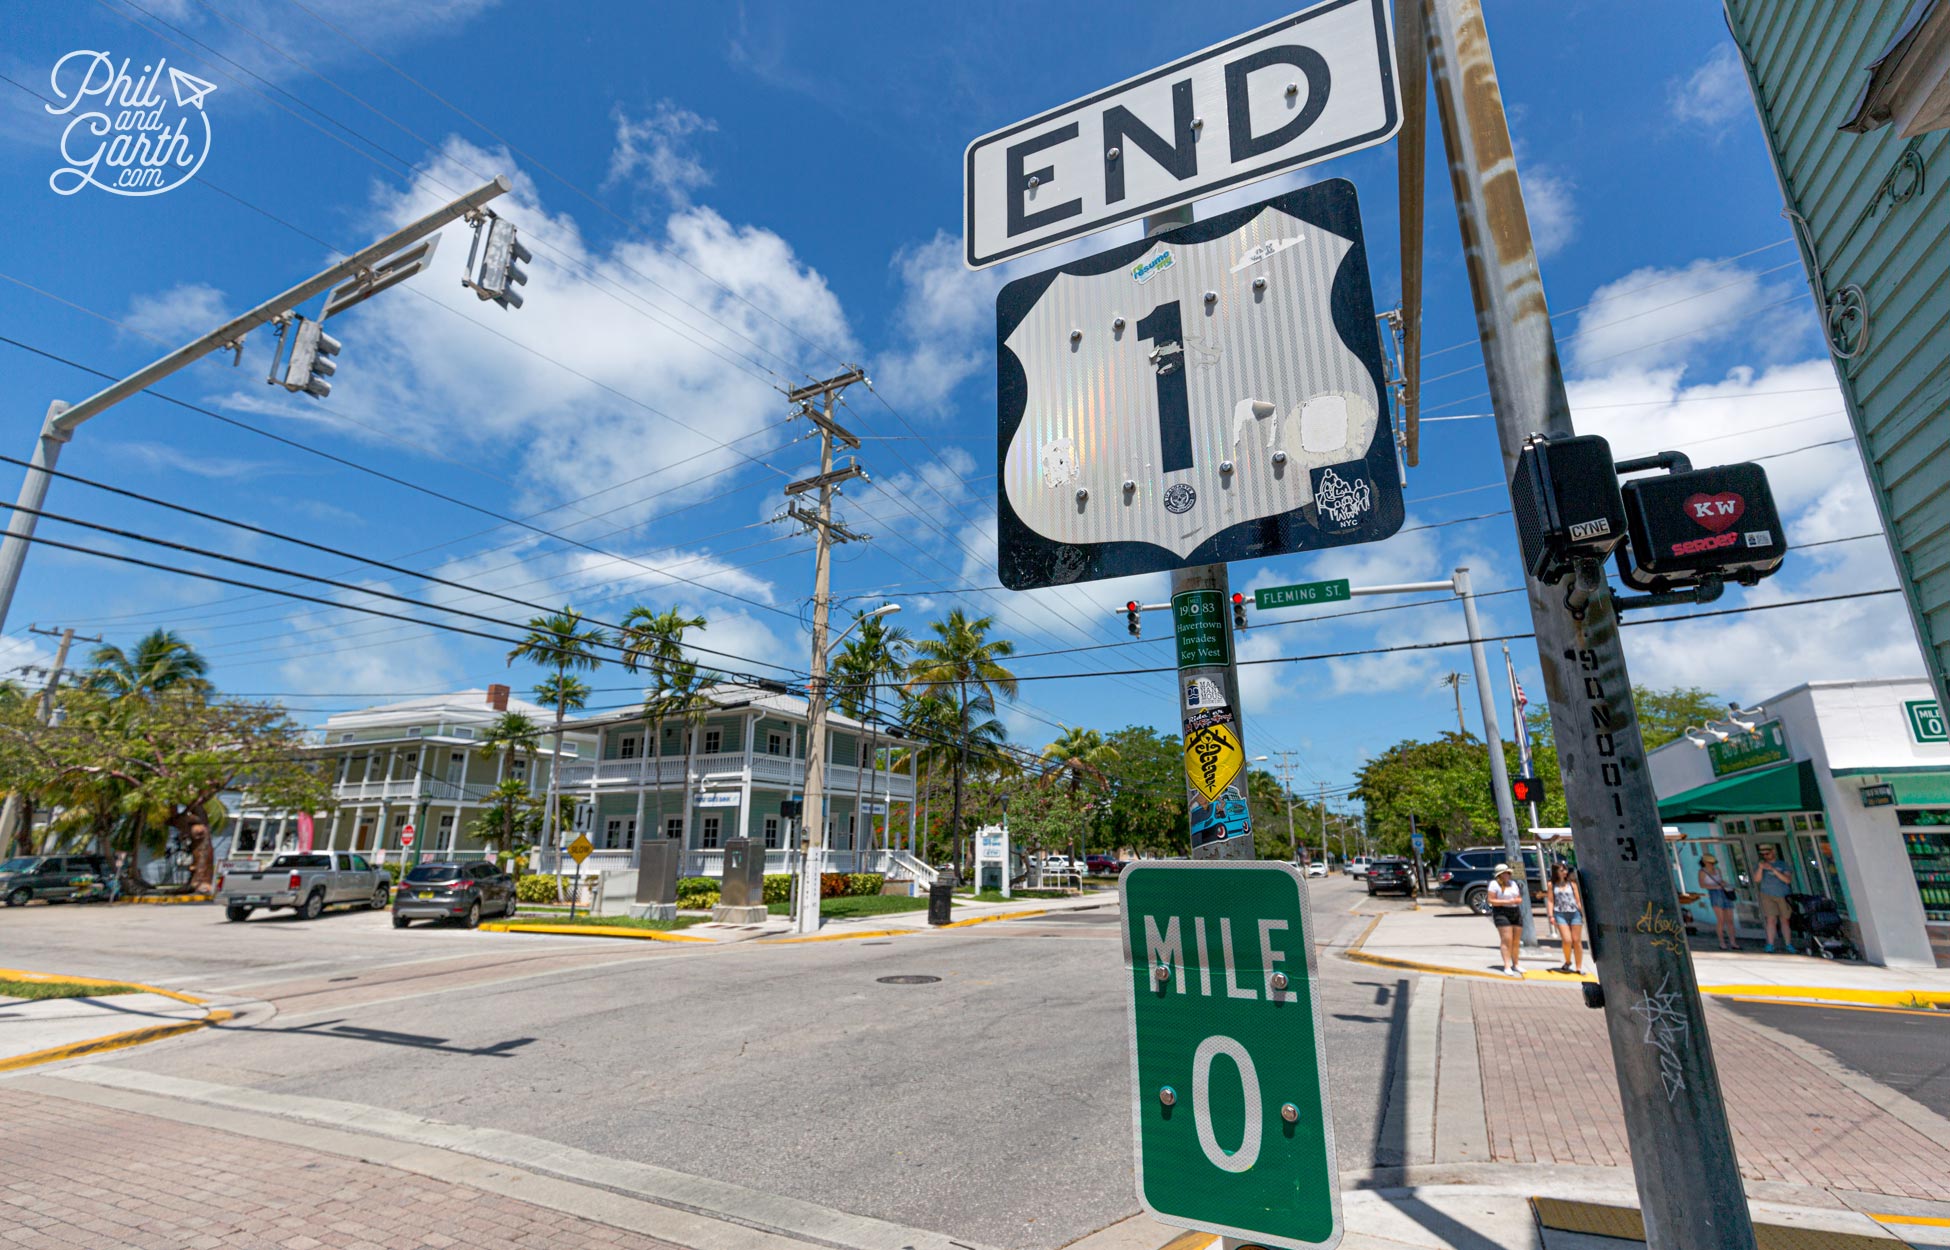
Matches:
[401,825,416,848]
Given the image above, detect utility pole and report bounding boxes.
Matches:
[785,367,869,935]
[1,625,99,853]
[1457,566,1533,949]
[0,177,511,636]
[1318,783,1330,867]
[1270,749,1302,861]
[1424,2,1756,1245]
[1438,671,1469,735]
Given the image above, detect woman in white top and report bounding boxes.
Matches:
[1547,862,1585,976]
[1487,864,1525,977]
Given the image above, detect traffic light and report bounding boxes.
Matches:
[1510,774,1547,806]
[464,214,531,310]
[1231,591,1248,630]
[1125,601,1141,638]
[279,316,341,398]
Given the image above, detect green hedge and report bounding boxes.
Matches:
[672,872,882,910]
[515,874,563,903]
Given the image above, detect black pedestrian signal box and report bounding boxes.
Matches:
[1510,774,1547,806]
[1510,434,1628,585]
[1616,462,1785,592]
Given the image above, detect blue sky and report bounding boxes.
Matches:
[0,0,1919,809]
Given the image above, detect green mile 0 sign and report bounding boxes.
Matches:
[1120,861,1340,1249]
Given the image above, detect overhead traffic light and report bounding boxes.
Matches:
[464,213,531,310]
[1231,591,1248,630]
[278,316,341,398]
[1125,601,1141,638]
[1510,774,1547,806]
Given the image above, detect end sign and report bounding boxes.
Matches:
[1120,860,1339,1249]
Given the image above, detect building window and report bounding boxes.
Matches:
[510,757,527,781]
[605,818,637,850]
[768,732,784,756]
[437,813,455,850]
[703,728,723,754]
[620,735,639,760]
[764,816,780,848]
[666,816,683,840]
[701,815,721,849]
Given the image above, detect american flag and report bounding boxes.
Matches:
[1513,675,1528,708]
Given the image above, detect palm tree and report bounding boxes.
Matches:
[906,610,1017,878]
[616,607,709,851]
[892,691,960,865]
[507,608,606,875]
[834,613,910,854]
[478,711,541,787]
[1040,727,1119,799]
[470,776,540,865]
[85,629,210,698]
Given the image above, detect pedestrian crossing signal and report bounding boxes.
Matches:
[1510,774,1547,805]
[1126,601,1141,638]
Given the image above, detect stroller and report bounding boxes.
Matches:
[1787,893,1859,961]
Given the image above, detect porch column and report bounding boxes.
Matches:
[738,711,757,841]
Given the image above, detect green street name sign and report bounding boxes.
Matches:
[1906,699,1948,745]
[1253,580,1351,610]
[1174,589,1232,670]
[1707,719,1791,777]
[1120,860,1339,1249]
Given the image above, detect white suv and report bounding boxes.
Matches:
[1347,856,1375,879]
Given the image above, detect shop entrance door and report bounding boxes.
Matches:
[1713,812,1834,938]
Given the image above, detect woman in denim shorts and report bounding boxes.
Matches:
[1547,862,1585,975]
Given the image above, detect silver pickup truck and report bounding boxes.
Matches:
[218,852,391,923]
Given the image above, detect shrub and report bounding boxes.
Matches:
[763,874,792,904]
[515,874,563,904]
[382,862,407,883]
[676,876,720,909]
[846,873,885,897]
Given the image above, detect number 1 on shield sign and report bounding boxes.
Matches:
[1138,300,1193,473]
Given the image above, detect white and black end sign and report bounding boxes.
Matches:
[963,0,1400,270]
[996,182,1402,591]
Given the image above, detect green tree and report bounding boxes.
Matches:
[1040,726,1119,800]
[84,629,211,698]
[508,608,607,872]
[906,610,1018,875]
[1097,725,1187,858]
[615,606,713,847]
[1526,684,1725,751]
[468,776,541,865]
[833,613,910,850]
[1354,731,1570,860]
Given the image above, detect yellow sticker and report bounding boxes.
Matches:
[567,835,594,864]
[1184,721,1243,803]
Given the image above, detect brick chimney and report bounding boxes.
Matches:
[487,683,510,712]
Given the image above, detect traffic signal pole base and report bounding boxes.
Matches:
[629,903,678,921]
[711,906,769,925]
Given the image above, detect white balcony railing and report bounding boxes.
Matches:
[556,755,915,800]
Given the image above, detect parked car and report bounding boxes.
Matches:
[1436,847,1544,913]
[1039,855,1080,872]
[1085,854,1125,875]
[1346,856,1375,879]
[393,861,515,929]
[218,852,391,922]
[1305,860,1329,879]
[0,854,114,907]
[1366,857,1416,897]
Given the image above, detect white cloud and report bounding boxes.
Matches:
[109,440,278,480]
[122,283,228,345]
[604,101,717,206]
[1669,45,1750,133]
[1523,165,1578,259]
[1566,259,1806,374]
[874,232,999,415]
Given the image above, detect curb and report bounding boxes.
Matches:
[763,906,1057,944]
[0,967,208,1007]
[477,922,710,943]
[116,894,212,905]
[0,1009,232,1073]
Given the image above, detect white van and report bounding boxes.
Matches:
[1347,856,1375,879]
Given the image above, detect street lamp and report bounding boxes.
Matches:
[795,601,900,935]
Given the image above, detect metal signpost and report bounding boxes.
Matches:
[1120,860,1339,1249]
[566,833,593,921]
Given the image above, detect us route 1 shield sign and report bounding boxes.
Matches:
[1120,859,1339,1249]
[997,181,1401,590]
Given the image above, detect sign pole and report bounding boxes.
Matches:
[1425,3,1756,1246]
[1146,205,1252,866]
[1455,566,1533,947]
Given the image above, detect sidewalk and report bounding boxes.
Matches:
[0,973,225,1071]
[1349,904,1950,1006]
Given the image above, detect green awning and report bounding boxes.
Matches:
[1658,760,1825,821]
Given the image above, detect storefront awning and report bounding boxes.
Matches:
[1657,760,1825,821]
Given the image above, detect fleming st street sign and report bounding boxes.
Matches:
[963,0,1400,268]
[1254,579,1351,609]
[1120,860,1340,1249]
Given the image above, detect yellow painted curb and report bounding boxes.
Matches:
[0,1008,231,1073]
[765,926,916,944]
[1700,984,1950,1009]
[478,922,710,942]
[0,967,207,1006]
[943,907,1047,928]
[116,894,212,905]
[1871,1213,1950,1228]
[1154,1230,1218,1250]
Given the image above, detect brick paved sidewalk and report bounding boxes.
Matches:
[1471,980,1950,1202]
[0,1087,687,1250]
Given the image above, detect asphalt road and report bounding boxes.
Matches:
[1725,997,1950,1119]
[1,878,1414,1250]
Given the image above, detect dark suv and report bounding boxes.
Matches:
[393,861,516,928]
[1436,847,1544,913]
[0,854,114,907]
[1366,857,1416,897]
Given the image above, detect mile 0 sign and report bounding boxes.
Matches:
[1121,860,1340,1250]
[996,182,1401,590]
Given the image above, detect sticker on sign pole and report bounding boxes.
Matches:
[1119,860,1340,1248]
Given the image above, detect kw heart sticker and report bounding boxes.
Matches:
[1684,492,1745,533]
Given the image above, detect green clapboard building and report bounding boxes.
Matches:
[1725,0,1950,707]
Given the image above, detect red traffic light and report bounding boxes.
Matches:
[1126,601,1139,612]
[1510,775,1546,804]
[1231,592,1245,605]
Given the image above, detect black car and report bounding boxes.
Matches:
[0,854,115,907]
[1366,857,1416,897]
[1436,847,1544,913]
[393,861,516,928]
